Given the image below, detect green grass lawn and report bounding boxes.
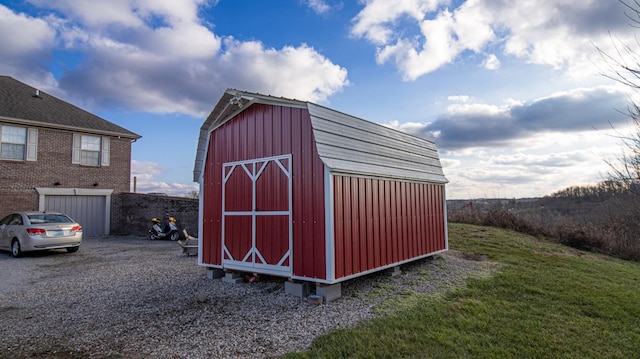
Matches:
[283,223,640,358]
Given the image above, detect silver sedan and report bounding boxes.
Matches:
[0,211,82,258]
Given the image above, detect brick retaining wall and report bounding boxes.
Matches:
[112,193,199,238]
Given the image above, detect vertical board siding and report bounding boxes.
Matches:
[224,215,252,261]
[201,104,327,279]
[333,175,446,280]
[255,160,288,211]
[255,215,289,265]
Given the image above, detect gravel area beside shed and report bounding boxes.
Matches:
[0,236,495,358]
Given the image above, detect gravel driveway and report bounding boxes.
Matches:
[0,235,494,358]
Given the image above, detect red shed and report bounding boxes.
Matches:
[193,89,448,286]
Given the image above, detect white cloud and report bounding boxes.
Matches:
[351,0,633,80]
[490,151,590,168]
[146,22,221,59]
[0,5,55,56]
[482,53,500,70]
[218,39,349,104]
[131,160,166,182]
[444,101,507,117]
[441,127,626,199]
[353,0,496,80]
[375,6,497,80]
[2,1,349,116]
[439,157,460,169]
[386,120,431,136]
[386,86,628,164]
[377,84,632,199]
[350,0,441,45]
[0,5,59,87]
[27,0,209,28]
[414,85,629,150]
[28,0,143,27]
[306,0,332,14]
[383,105,616,199]
[131,160,198,196]
[447,95,471,103]
[444,150,605,199]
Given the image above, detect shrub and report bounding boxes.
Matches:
[448,192,640,261]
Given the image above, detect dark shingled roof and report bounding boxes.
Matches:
[0,76,140,139]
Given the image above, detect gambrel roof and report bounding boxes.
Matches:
[0,76,140,139]
[194,89,447,184]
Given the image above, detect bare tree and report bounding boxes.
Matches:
[186,190,199,199]
[597,0,640,189]
[593,1,640,259]
[604,110,640,188]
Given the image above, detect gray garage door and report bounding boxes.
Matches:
[44,195,107,237]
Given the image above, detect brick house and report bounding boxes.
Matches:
[0,76,140,236]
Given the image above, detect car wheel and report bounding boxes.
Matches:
[66,246,80,253]
[11,239,22,258]
[170,231,180,241]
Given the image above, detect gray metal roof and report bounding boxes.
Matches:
[193,89,447,184]
[0,76,140,139]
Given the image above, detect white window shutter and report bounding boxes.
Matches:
[101,136,110,166]
[72,133,81,164]
[26,128,38,161]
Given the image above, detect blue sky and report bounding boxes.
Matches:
[1,0,637,199]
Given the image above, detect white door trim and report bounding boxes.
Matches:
[221,154,292,275]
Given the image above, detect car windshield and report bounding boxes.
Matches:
[27,214,73,224]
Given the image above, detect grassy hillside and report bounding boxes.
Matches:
[448,187,640,260]
[283,223,640,358]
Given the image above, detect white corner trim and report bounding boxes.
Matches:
[324,165,335,282]
[198,180,204,266]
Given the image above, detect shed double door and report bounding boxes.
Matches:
[221,154,292,275]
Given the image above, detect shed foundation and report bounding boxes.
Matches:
[385,266,402,277]
[222,272,244,284]
[285,281,309,298]
[316,283,342,302]
[206,268,225,280]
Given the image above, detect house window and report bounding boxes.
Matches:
[72,133,110,166]
[81,135,101,165]
[1,126,26,160]
[0,125,37,161]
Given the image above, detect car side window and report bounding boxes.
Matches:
[9,215,23,225]
[0,215,11,225]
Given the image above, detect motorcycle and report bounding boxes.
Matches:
[148,215,180,241]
